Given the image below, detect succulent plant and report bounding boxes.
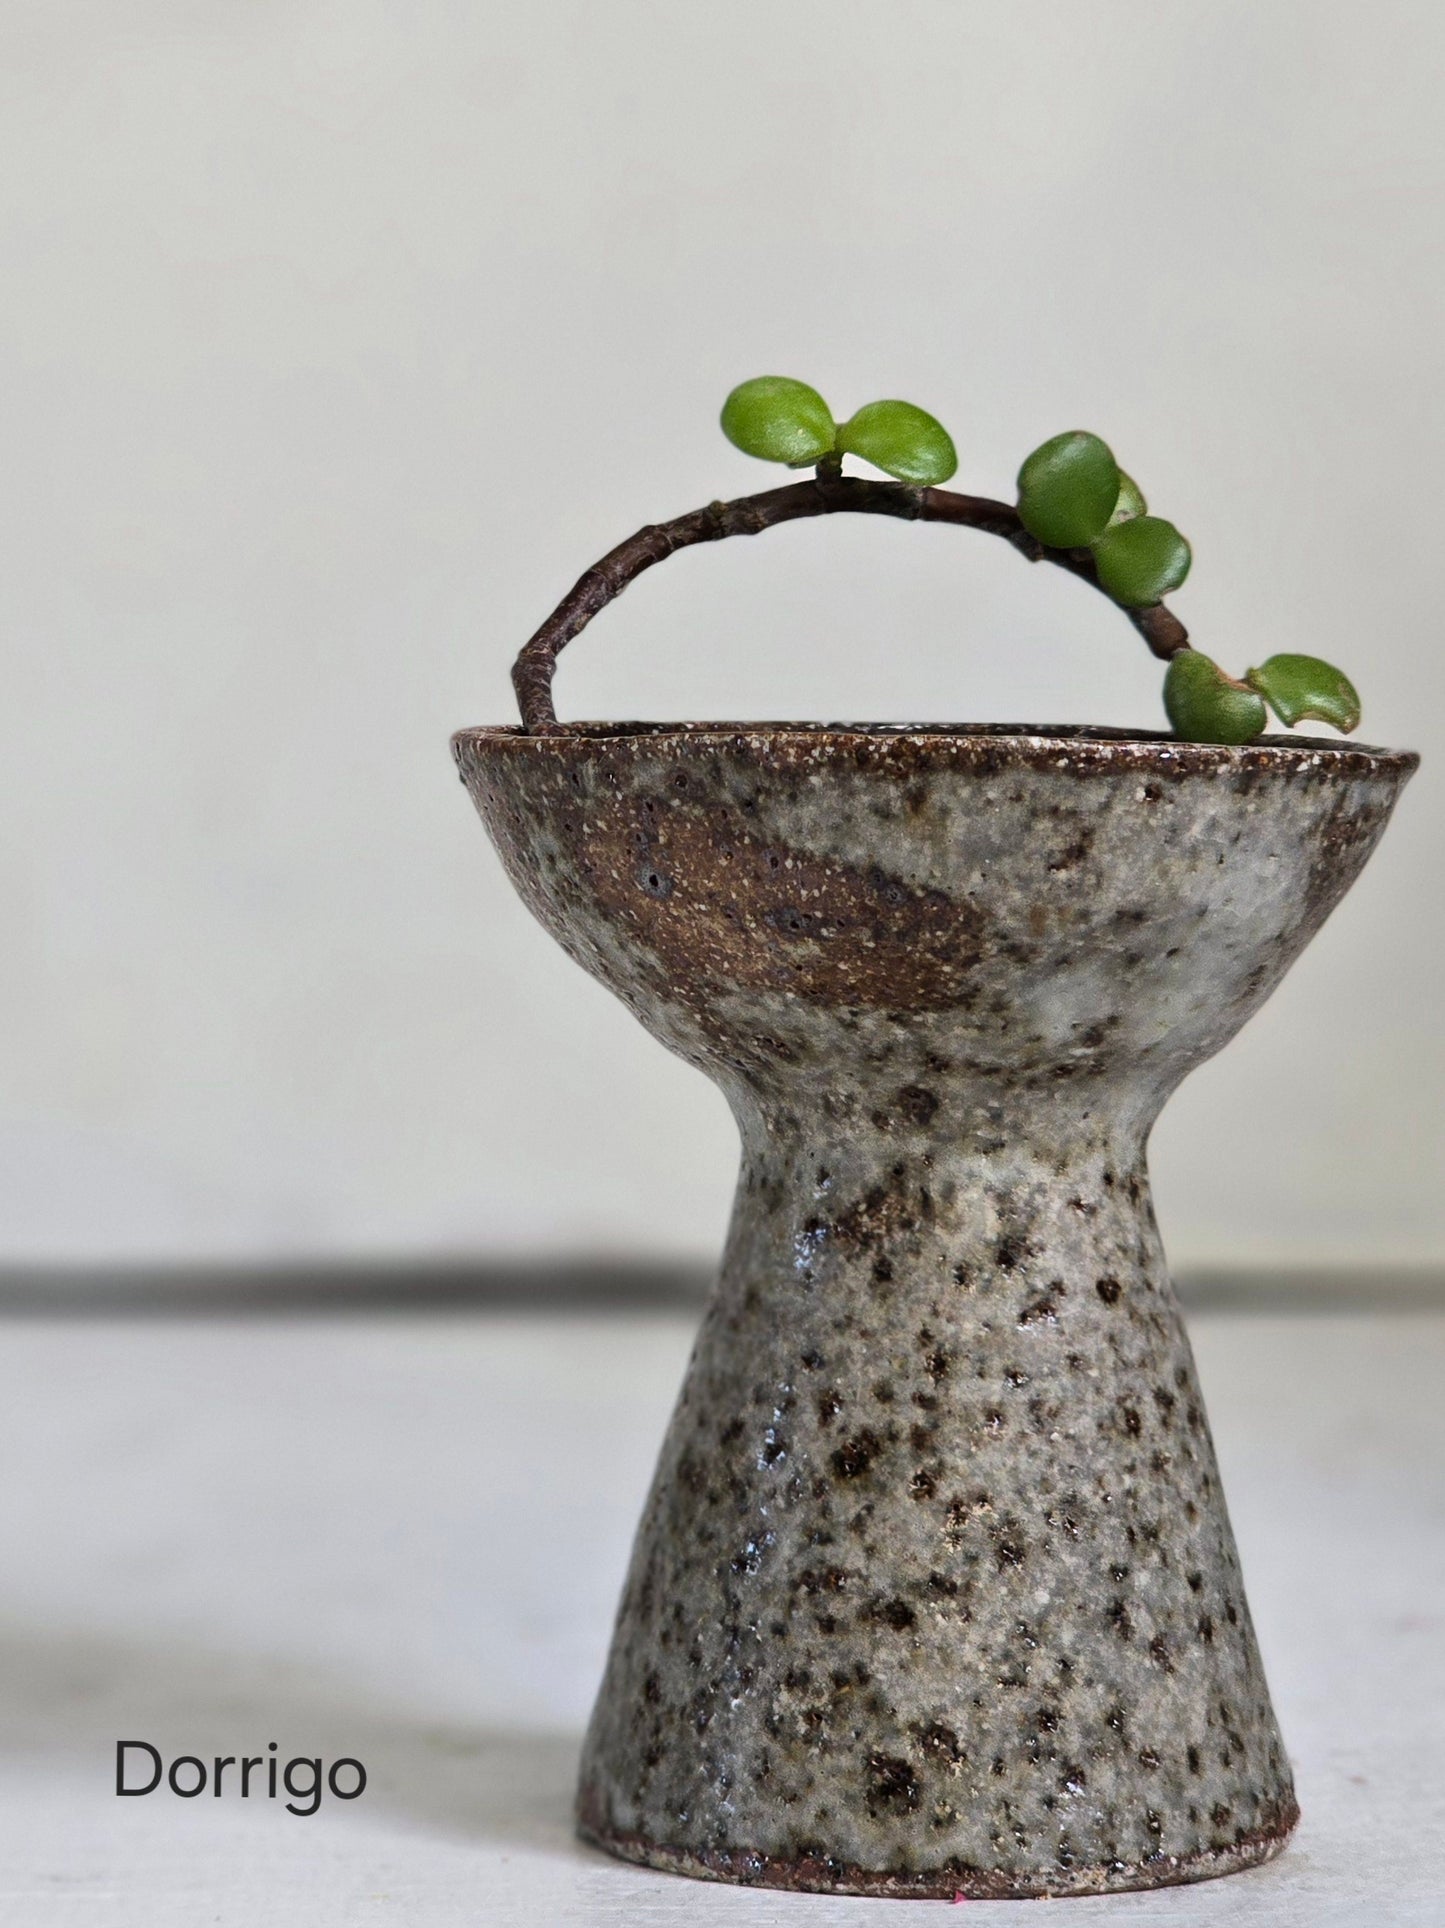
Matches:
[507,378,1362,747]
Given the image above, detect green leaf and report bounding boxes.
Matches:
[1016,431,1120,548]
[1163,650,1267,745]
[1108,471,1147,526]
[720,377,836,467]
[1245,654,1361,733]
[835,399,957,486]
[1092,515,1192,606]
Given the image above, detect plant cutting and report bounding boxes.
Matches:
[454,379,1416,1899]
[510,376,1362,746]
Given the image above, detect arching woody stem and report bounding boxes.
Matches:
[511,471,1190,733]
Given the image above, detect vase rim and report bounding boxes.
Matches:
[453,720,1418,778]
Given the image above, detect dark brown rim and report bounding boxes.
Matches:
[453,719,1418,778]
[575,1795,1299,1901]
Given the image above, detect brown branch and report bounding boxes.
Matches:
[510,471,1190,733]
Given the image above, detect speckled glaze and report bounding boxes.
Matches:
[453,721,1416,1900]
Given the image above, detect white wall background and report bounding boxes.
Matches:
[0,0,1439,1267]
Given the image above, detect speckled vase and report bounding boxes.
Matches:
[454,720,1415,1900]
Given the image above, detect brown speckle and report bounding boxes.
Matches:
[865,1754,921,1817]
[831,1432,883,1480]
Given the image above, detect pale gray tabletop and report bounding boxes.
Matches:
[0,1305,1440,1925]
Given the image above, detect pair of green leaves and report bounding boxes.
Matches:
[1016,431,1191,608]
[1164,650,1362,745]
[721,376,958,488]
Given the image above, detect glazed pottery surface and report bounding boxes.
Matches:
[454,721,1415,1899]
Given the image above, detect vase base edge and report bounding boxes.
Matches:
[575,1796,1299,1900]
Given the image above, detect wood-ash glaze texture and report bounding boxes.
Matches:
[453,722,1416,1899]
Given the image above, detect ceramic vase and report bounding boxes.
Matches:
[455,720,1415,1898]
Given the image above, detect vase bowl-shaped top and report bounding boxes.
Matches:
[455,722,1412,1139]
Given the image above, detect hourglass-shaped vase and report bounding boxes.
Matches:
[455,718,1414,1898]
